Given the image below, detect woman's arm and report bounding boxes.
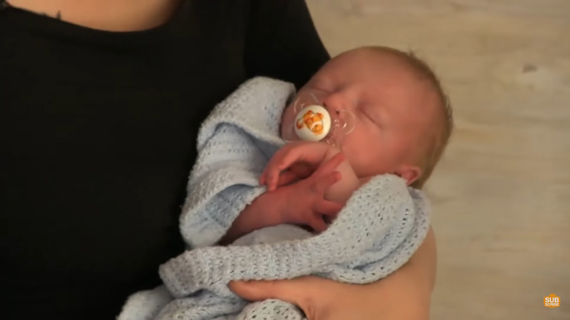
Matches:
[404,225,438,293]
[360,225,437,319]
[229,226,437,320]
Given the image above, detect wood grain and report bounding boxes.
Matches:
[307,1,570,318]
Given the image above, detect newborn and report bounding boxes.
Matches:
[231,45,453,235]
[118,46,453,320]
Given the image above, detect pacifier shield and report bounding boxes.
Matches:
[293,105,331,142]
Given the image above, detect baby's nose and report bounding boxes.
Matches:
[325,104,341,116]
[322,96,344,115]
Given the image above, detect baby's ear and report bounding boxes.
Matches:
[394,165,422,186]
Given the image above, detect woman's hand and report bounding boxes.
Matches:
[229,227,437,320]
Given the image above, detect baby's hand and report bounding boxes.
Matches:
[260,141,336,191]
[274,152,346,232]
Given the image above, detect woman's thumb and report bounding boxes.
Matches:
[229,279,300,302]
[229,277,330,318]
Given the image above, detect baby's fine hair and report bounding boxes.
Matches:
[369,46,454,189]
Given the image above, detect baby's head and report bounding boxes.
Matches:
[281,46,453,188]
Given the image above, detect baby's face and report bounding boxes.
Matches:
[281,48,441,183]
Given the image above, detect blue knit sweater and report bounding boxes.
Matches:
[117,77,431,320]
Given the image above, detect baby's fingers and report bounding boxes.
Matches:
[264,149,304,190]
[261,163,283,191]
[289,163,313,180]
[316,200,344,217]
[259,170,267,185]
[276,171,299,187]
[309,215,329,234]
[259,168,276,186]
[314,153,345,178]
[311,170,342,196]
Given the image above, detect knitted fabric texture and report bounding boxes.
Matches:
[117,77,431,320]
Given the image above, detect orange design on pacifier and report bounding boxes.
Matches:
[293,105,331,142]
[282,90,356,145]
[296,110,325,135]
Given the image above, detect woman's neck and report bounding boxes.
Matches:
[7,0,182,31]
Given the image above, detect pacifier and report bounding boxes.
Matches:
[282,90,355,148]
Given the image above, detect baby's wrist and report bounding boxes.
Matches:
[260,188,290,227]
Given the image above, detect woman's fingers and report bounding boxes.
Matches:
[229,277,338,320]
[230,279,305,303]
[231,273,431,320]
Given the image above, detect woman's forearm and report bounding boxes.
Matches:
[367,226,437,319]
[408,226,438,292]
[391,226,437,292]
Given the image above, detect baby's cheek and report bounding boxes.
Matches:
[345,149,383,178]
[345,127,401,177]
[339,136,365,170]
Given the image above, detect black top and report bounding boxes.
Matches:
[0,1,329,318]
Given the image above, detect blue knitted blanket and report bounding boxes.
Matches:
[117,77,431,320]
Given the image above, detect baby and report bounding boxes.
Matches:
[223,46,453,238]
[118,46,453,320]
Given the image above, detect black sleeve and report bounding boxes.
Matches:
[244,0,330,89]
